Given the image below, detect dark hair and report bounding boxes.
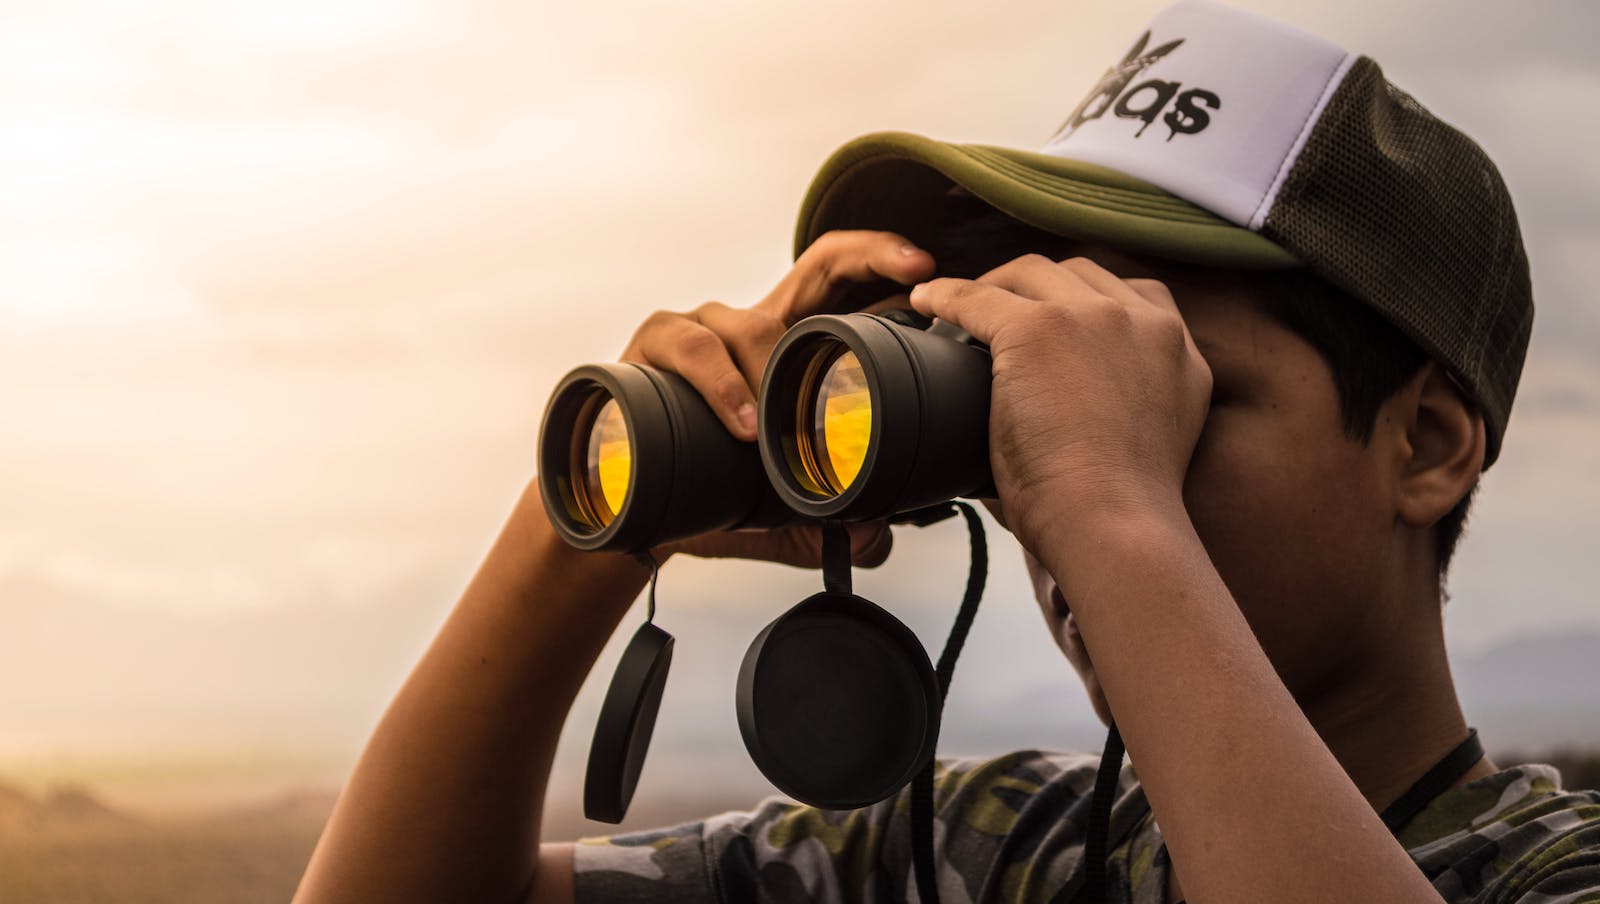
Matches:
[1249,269,1476,582]
[926,199,1476,582]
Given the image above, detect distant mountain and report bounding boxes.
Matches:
[1456,630,1600,752]
[222,786,340,829]
[0,778,142,835]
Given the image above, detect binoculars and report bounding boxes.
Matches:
[538,310,998,551]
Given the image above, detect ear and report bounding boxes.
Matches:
[1393,361,1485,530]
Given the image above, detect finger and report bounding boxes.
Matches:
[776,522,893,568]
[759,230,936,324]
[906,277,1033,347]
[1121,277,1180,316]
[1053,260,1198,364]
[980,498,1010,532]
[634,314,758,440]
[973,253,1100,305]
[691,301,787,396]
[1056,257,1180,317]
[982,256,1198,362]
[654,528,810,565]
[742,522,892,568]
[848,521,894,568]
[662,521,894,569]
[859,291,915,316]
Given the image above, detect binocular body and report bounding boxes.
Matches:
[538,312,996,552]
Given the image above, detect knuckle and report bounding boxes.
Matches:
[712,370,750,401]
[985,253,1048,281]
[740,309,786,346]
[1127,277,1173,303]
[802,230,850,264]
[630,310,682,356]
[944,278,989,302]
[1059,255,1105,275]
[639,309,678,334]
[1097,297,1135,328]
[676,324,723,360]
[692,299,730,319]
[1151,306,1185,334]
[1156,312,1190,356]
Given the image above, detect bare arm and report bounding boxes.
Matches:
[293,481,648,904]
[293,230,932,904]
[913,256,1449,902]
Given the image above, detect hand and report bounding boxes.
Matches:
[616,230,937,566]
[651,520,894,569]
[908,254,1212,557]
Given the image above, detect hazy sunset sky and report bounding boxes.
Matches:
[3,0,1597,810]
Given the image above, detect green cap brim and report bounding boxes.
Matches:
[795,131,1300,270]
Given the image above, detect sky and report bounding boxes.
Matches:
[2,0,1597,814]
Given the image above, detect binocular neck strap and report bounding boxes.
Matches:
[1078,722,1127,904]
[817,505,988,904]
[821,522,853,596]
[631,550,661,623]
[906,502,988,904]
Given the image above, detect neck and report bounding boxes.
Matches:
[1298,592,1495,814]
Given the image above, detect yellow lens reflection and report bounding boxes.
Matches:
[584,398,631,525]
[812,351,871,494]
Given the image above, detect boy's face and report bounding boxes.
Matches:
[996,249,1404,721]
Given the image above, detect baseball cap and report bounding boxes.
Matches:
[794,0,1533,467]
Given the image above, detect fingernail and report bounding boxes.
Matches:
[899,243,923,257]
[737,403,757,433]
[909,282,927,302]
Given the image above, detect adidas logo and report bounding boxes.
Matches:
[1049,30,1221,143]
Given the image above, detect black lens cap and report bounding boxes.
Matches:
[584,621,674,823]
[736,592,939,810]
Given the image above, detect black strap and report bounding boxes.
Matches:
[1378,728,1484,834]
[911,502,987,904]
[631,551,660,622]
[933,504,987,697]
[821,522,852,596]
[1079,722,1125,904]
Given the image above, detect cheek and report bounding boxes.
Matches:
[1181,409,1388,687]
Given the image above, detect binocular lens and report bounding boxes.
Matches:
[798,347,872,498]
[571,392,632,530]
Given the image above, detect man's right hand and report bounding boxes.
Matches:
[613,229,937,569]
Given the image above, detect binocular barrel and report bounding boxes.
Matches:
[537,313,995,552]
[757,313,994,521]
[536,363,791,551]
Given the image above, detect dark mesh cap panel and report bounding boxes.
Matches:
[1262,56,1534,467]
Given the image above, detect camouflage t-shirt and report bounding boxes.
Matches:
[573,748,1600,903]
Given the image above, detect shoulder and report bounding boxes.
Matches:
[1405,763,1600,902]
[932,747,1106,806]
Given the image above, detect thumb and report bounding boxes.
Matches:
[846,521,894,568]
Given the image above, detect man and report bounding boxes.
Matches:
[294,2,1600,901]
